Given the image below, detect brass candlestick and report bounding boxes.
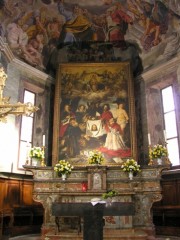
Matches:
[148,145,153,166]
[25,158,30,165]
[41,146,46,167]
[25,142,30,165]
[164,141,171,165]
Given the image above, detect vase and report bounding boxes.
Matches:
[157,158,162,165]
[129,171,133,180]
[107,197,112,203]
[61,173,67,181]
[105,197,112,206]
[31,157,41,167]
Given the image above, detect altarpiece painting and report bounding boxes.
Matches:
[53,62,137,166]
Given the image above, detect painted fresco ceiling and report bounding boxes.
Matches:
[0,0,180,77]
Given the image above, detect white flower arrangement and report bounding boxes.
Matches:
[149,144,168,159]
[88,150,105,165]
[121,159,141,173]
[54,160,74,175]
[29,146,44,159]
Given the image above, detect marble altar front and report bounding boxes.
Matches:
[24,165,168,240]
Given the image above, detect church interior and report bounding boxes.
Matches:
[0,0,180,239]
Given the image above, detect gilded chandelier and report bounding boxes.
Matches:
[0,65,38,122]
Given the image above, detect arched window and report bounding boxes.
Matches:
[161,86,180,166]
[18,90,36,168]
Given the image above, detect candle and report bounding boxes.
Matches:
[26,141,29,157]
[43,135,45,146]
[163,130,167,142]
[11,162,13,173]
[148,133,151,145]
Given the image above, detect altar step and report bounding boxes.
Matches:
[44,229,148,240]
[104,229,148,239]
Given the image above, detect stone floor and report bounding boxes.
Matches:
[8,234,180,240]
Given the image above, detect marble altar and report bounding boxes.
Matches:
[23,165,169,240]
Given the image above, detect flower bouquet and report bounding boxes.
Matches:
[54,160,74,178]
[88,150,104,165]
[149,144,168,159]
[121,159,141,173]
[29,146,44,159]
[121,159,140,180]
[29,146,44,167]
[149,144,168,165]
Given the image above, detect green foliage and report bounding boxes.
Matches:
[102,190,118,199]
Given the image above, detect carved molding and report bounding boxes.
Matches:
[142,56,180,82]
[0,37,14,62]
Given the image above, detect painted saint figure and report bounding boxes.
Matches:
[57,0,94,43]
[105,3,133,47]
[113,102,129,136]
[99,118,131,163]
[59,104,75,137]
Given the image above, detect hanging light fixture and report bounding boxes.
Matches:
[0,64,39,122]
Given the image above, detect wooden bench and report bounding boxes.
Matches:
[12,205,43,236]
[153,205,180,226]
[13,207,33,226]
[0,209,13,237]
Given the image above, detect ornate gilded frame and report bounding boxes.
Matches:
[52,62,137,166]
